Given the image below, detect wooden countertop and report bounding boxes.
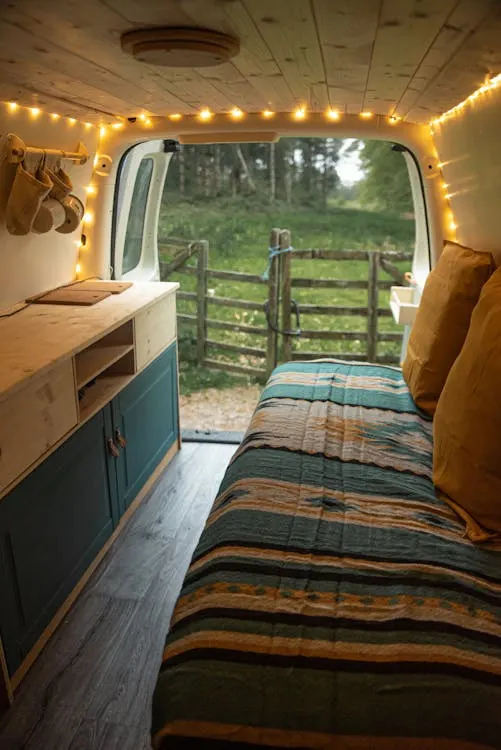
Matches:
[0,281,178,402]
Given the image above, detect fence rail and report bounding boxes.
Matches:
[160,233,411,379]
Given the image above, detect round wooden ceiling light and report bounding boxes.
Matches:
[121,27,240,67]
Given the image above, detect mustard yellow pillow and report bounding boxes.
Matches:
[433,267,501,542]
[402,241,494,416]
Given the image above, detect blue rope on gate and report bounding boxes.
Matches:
[261,245,293,281]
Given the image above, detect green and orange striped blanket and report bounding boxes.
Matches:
[152,360,501,750]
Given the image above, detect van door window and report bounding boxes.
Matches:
[122,158,154,275]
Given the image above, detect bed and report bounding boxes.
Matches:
[152,359,501,750]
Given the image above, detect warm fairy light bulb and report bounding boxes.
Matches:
[100,126,107,137]
[68,117,76,125]
[111,122,124,130]
[388,115,401,124]
[83,211,93,224]
[138,113,147,122]
[51,113,60,121]
[7,102,18,112]
[360,111,373,119]
[293,107,306,120]
[198,108,213,122]
[325,109,340,120]
[262,109,275,119]
[85,122,92,129]
[75,263,82,274]
[30,107,41,118]
[93,154,99,168]
[169,113,182,121]
[144,118,152,127]
[85,185,96,195]
[230,107,244,120]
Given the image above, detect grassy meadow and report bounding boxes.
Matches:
[158,196,414,394]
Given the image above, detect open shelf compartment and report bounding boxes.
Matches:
[75,321,136,422]
[75,320,135,389]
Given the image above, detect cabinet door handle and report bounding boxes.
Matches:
[107,438,120,458]
[115,429,127,448]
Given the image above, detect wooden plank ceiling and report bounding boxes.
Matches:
[0,0,500,125]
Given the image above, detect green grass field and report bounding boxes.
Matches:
[158,196,414,394]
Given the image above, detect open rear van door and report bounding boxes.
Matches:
[112,139,174,281]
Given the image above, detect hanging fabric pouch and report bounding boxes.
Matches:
[6,161,53,235]
[33,165,73,233]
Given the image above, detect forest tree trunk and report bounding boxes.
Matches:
[269,141,276,202]
[179,148,185,196]
[235,145,256,192]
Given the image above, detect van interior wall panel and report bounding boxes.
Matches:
[0,1,500,123]
[0,111,97,309]
[433,82,501,259]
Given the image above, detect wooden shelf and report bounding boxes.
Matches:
[76,344,134,389]
[78,374,134,423]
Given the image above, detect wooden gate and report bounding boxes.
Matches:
[160,231,411,379]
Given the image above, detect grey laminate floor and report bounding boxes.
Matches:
[0,443,235,750]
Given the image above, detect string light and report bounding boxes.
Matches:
[83,211,93,225]
[100,126,107,137]
[85,185,96,195]
[325,109,340,120]
[230,107,244,120]
[169,113,182,121]
[293,107,306,120]
[3,99,101,129]
[430,72,501,129]
[138,113,147,122]
[388,115,401,124]
[111,122,124,130]
[360,111,373,119]
[75,263,82,274]
[262,110,275,119]
[198,108,213,122]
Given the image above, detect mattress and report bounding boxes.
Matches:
[152,360,501,750]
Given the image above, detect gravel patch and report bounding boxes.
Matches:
[180,385,261,431]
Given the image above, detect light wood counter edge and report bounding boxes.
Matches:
[0,282,179,405]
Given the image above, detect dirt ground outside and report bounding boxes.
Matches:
[180,384,261,432]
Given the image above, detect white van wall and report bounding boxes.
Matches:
[433,85,501,262]
[0,107,97,310]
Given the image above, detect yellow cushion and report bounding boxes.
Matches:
[433,267,501,542]
[402,241,494,416]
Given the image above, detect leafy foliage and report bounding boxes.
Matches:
[358,141,413,213]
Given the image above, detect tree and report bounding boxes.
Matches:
[358,141,413,213]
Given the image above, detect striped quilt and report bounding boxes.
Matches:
[152,360,501,750]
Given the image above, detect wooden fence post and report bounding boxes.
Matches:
[367,250,380,362]
[280,229,293,363]
[266,228,281,378]
[196,240,209,365]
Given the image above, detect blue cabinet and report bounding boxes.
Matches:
[0,344,178,677]
[113,344,178,513]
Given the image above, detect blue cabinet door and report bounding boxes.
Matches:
[112,344,178,514]
[0,408,119,675]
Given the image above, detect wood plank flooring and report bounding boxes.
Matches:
[0,442,235,750]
